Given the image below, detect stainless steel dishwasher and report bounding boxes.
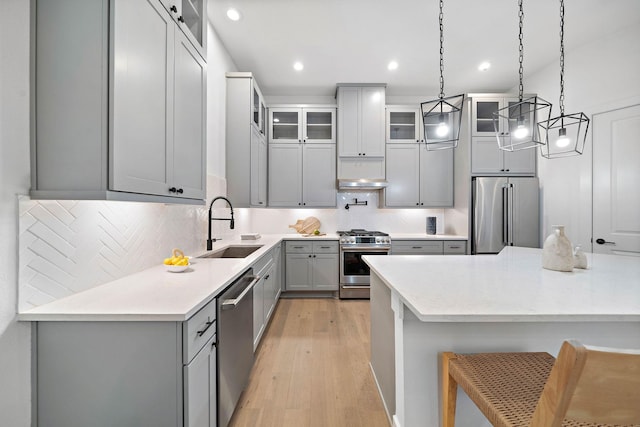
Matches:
[217,268,258,427]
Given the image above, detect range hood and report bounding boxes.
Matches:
[337,179,388,190]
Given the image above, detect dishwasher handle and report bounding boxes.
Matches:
[221,276,259,310]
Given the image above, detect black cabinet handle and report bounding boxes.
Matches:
[169,187,177,193]
[178,15,185,23]
[264,274,270,280]
[176,188,183,194]
[170,5,177,12]
[197,319,214,337]
[595,238,616,245]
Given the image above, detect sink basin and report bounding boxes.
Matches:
[198,245,263,259]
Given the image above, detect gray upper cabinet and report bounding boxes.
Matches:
[267,105,337,208]
[385,105,454,208]
[269,107,336,144]
[226,73,268,208]
[32,0,206,204]
[385,143,453,207]
[268,143,336,207]
[337,85,386,179]
[471,136,536,175]
[470,95,536,176]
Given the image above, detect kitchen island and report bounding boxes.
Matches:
[365,247,640,427]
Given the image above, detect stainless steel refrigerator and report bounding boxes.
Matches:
[472,177,540,254]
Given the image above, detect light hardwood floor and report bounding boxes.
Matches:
[229,298,390,427]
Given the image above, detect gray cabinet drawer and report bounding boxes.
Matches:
[392,241,444,255]
[183,298,217,363]
[253,251,274,277]
[286,241,313,253]
[312,241,338,253]
[444,241,467,255]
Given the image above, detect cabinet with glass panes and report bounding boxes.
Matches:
[159,0,207,59]
[268,106,336,144]
[386,106,423,143]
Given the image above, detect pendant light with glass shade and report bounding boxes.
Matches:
[493,0,551,152]
[420,0,464,151]
[538,0,589,159]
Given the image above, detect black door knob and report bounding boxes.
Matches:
[169,187,177,193]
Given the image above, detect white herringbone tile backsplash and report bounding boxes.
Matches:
[18,196,208,311]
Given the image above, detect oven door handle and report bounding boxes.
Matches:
[340,246,391,252]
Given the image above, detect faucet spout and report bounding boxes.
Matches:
[207,196,235,251]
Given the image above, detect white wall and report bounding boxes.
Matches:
[0,1,33,425]
[524,23,640,250]
[0,2,237,424]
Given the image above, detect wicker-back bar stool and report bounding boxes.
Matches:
[441,340,640,427]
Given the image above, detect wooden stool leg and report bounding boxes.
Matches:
[441,352,458,427]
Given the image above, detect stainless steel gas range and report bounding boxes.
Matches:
[338,229,391,299]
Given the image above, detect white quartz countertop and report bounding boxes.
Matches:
[389,233,467,240]
[18,234,311,322]
[364,246,640,322]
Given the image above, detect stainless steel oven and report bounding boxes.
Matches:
[338,230,390,299]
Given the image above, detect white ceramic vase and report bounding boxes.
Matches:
[573,245,588,269]
[542,225,574,272]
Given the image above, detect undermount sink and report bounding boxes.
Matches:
[198,245,263,259]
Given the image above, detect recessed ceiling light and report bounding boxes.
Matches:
[388,61,399,71]
[293,62,304,71]
[478,61,491,71]
[226,8,241,21]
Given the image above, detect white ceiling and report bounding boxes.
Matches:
[208,0,640,97]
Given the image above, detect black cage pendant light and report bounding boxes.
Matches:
[493,0,551,152]
[538,0,589,159]
[420,0,464,151]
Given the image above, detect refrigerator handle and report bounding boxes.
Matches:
[508,184,515,245]
[502,185,509,245]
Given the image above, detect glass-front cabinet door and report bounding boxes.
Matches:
[253,84,265,135]
[472,97,501,136]
[303,108,335,143]
[159,0,207,57]
[386,107,421,143]
[269,108,301,143]
[269,107,336,144]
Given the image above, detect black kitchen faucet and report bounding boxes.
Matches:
[207,196,235,250]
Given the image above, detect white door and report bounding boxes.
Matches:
[592,104,640,256]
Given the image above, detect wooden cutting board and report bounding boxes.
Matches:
[289,216,321,234]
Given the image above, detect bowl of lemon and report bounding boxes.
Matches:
[164,248,190,273]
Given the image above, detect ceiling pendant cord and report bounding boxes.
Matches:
[419,0,465,151]
[559,0,565,119]
[518,0,524,102]
[492,0,551,152]
[538,0,590,159]
[439,0,445,101]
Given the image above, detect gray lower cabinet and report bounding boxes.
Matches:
[391,240,444,255]
[285,241,339,291]
[252,247,281,351]
[391,240,468,255]
[32,0,206,204]
[35,298,217,427]
[184,335,217,427]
